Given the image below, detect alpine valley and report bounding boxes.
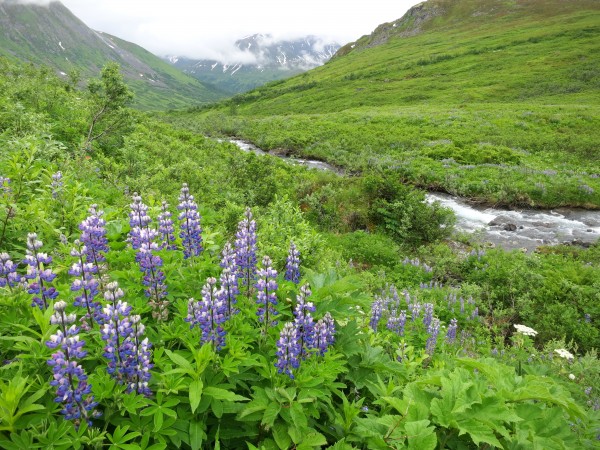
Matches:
[0,0,599,449]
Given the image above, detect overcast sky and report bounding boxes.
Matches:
[12,0,423,60]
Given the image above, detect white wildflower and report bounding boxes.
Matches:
[554,348,574,360]
[568,374,576,380]
[514,324,538,337]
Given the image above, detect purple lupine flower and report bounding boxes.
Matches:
[100,283,153,395]
[69,241,102,330]
[370,295,385,331]
[135,230,169,321]
[218,267,239,317]
[313,312,336,356]
[101,295,133,382]
[410,302,422,321]
[284,241,301,284]
[255,256,278,333]
[422,303,434,329]
[79,205,109,288]
[220,242,236,271]
[23,233,58,309]
[293,283,315,357]
[446,318,458,344]
[470,307,479,321]
[0,252,20,289]
[177,183,203,259]
[460,296,465,315]
[186,278,227,350]
[235,208,257,298]
[387,309,406,336]
[128,193,151,250]
[403,290,411,307]
[46,301,100,428]
[0,177,10,195]
[275,322,300,379]
[50,171,63,199]
[157,201,177,250]
[426,318,440,355]
[122,315,153,397]
[219,242,239,317]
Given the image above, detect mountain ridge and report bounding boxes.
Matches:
[0,0,226,109]
[166,34,340,94]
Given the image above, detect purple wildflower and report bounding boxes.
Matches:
[186,278,227,351]
[235,208,257,298]
[100,283,153,395]
[370,295,385,331]
[285,241,300,284]
[255,256,278,332]
[275,322,301,378]
[79,205,109,287]
[157,201,177,250]
[219,242,239,317]
[422,303,434,329]
[313,312,335,356]
[426,318,440,355]
[135,228,169,321]
[410,302,422,321]
[446,318,458,344]
[50,171,63,199]
[293,283,315,356]
[177,183,203,259]
[0,177,10,195]
[69,241,102,329]
[46,301,100,428]
[0,252,20,289]
[387,309,406,336]
[23,233,58,309]
[128,193,151,250]
[220,242,236,270]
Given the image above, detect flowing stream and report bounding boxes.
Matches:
[229,139,600,251]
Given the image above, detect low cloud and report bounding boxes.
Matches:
[0,0,55,5]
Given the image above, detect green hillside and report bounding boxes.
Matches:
[170,0,600,208]
[0,1,225,109]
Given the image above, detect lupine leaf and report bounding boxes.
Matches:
[261,402,281,429]
[189,379,203,413]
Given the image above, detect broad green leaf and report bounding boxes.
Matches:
[189,379,203,413]
[272,422,292,449]
[457,419,503,448]
[189,421,206,450]
[261,402,281,430]
[405,420,437,450]
[204,386,248,402]
[164,349,193,372]
[289,403,308,430]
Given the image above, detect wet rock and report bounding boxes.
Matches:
[503,223,517,232]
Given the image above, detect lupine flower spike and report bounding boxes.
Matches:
[275,322,300,379]
[186,277,227,351]
[234,208,257,299]
[256,256,278,334]
[50,171,63,199]
[285,241,300,284]
[69,240,102,329]
[23,233,58,309]
[219,242,239,317]
[426,318,441,355]
[135,227,169,321]
[293,283,315,357]
[157,201,177,250]
[100,282,153,396]
[79,205,109,289]
[177,183,203,259]
[128,193,151,250]
[46,301,100,428]
[0,252,20,290]
[446,318,458,344]
[314,312,336,356]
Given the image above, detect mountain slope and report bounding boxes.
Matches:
[171,0,600,209]
[224,0,600,114]
[0,0,225,109]
[167,34,340,94]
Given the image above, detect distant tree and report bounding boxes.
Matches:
[84,62,133,151]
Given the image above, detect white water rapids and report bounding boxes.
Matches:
[229,139,600,251]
